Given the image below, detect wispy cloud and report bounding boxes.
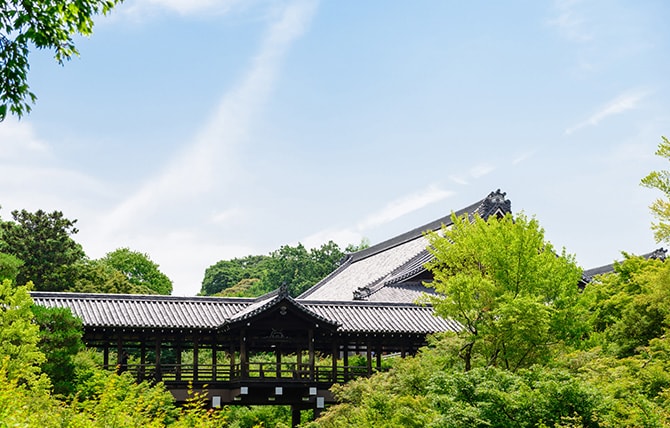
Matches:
[549,0,593,43]
[301,185,453,251]
[565,90,647,135]
[100,0,318,235]
[357,186,454,231]
[120,0,243,18]
[470,163,495,178]
[0,119,50,162]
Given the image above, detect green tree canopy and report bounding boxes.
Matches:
[641,136,670,243]
[0,0,122,120]
[200,255,270,296]
[425,212,584,371]
[0,209,85,290]
[31,305,84,396]
[99,248,172,295]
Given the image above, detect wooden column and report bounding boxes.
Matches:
[139,340,146,380]
[212,344,217,381]
[275,349,282,378]
[175,342,182,381]
[240,329,248,379]
[103,343,109,370]
[308,328,315,381]
[296,347,303,379]
[154,339,162,381]
[229,344,236,380]
[376,343,382,371]
[193,339,199,382]
[343,346,349,381]
[366,340,372,376]
[331,341,338,383]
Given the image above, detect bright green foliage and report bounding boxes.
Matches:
[0,0,122,120]
[0,209,85,290]
[425,213,584,371]
[99,248,173,295]
[31,304,84,396]
[641,136,670,243]
[71,371,178,427]
[69,258,151,294]
[0,279,46,387]
[0,251,22,282]
[581,254,670,356]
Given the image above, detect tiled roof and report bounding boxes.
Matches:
[580,247,667,285]
[31,292,251,329]
[30,292,460,335]
[299,190,512,302]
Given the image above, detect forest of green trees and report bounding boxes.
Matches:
[0,137,669,426]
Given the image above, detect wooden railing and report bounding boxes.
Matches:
[118,362,373,385]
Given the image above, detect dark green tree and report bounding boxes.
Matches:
[99,248,172,295]
[0,0,122,120]
[0,209,85,290]
[200,255,270,296]
[31,305,83,396]
[265,241,347,296]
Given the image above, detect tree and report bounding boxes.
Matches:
[31,305,84,396]
[641,136,670,243]
[99,248,173,295]
[424,212,584,371]
[0,0,122,121]
[0,279,47,387]
[0,252,23,282]
[200,255,270,296]
[580,253,670,357]
[0,209,85,290]
[68,258,151,294]
[265,241,347,296]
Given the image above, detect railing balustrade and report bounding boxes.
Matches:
[117,362,377,384]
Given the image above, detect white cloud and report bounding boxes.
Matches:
[120,0,243,18]
[100,0,318,236]
[357,185,453,231]
[470,163,495,178]
[0,119,50,161]
[565,90,647,135]
[549,0,594,43]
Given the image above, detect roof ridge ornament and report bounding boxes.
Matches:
[278,282,289,298]
[477,189,511,219]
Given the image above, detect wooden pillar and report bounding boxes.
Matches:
[154,339,162,381]
[276,349,282,378]
[291,406,301,428]
[175,342,182,381]
[212,344,217,381]
[103,343,109,370]
[116,337,126,374]
[376,343,382,371]
[296,347,303,379]
[343,346,349,381]
[229,344,236,380]
[193,339,199,382]
[240,329,248,379]
[139,340,146,380]
[331,341,338,383]
[308,328,315,381]
[366,340,372,376]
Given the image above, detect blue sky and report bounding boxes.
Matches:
[1,0,669,295]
